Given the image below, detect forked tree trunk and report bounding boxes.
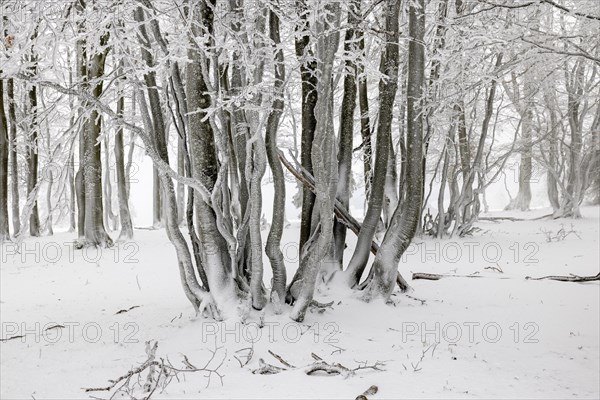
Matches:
[364,0,423,301]
[344,0,402,288]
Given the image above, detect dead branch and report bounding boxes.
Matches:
[0,335,25,342]
[413,271,599,283]
[526,273,600,282]
[252,352,386,379]
[83,341,225,398]
[305,360,354,377]
[115,305,141,315]
[280,151,411,293]
[268,350,296,368]
[251,358,287,375]
[234,346,254,368]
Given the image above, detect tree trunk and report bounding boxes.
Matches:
[333,0,359,268]
[7,79,20,236]
[115,67,134,240]
[153,167,162,227]
[357,25,372,201]
[82,29,112,246]
[364,0,423,301]
[265,9,287,306]
[27,78,40,237]
[177,138,185,225]
[544,89,560,211]
[0,78,9,241]
[103,134,117,231]
[344,0,402,288]
[186,0,237,311]
[290,0,341,322]
[295,0,319,253]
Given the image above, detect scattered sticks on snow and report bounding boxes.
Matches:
[83,340,225,399]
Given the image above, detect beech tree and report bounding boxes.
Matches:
[1,0,598,322]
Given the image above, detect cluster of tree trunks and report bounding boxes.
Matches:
[1,0,598,322]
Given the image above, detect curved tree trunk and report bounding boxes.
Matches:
[265,9,287,306]
[364,0,423,301]
[186,0,238,313]
[289,0,341,322]
[344,0,402,288]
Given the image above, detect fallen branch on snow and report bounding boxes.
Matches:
[525,273,600,282]
[84,340,225,399]
[252,351,385,378]
[412,272,599,283]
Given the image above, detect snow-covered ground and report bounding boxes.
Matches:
[1,207,599,399]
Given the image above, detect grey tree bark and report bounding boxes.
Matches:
[289,0,341,322]
[363,0,423,301]
[186,0,238,310]
[265,8,287,306]
[332,0,359,268]
[295,0,319,253]
[344,0,402,288]
[82,31,112,246]
[0,78,9,241]
[26,76,40,237]
[115,64,134,240]
[7,79,20,236]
